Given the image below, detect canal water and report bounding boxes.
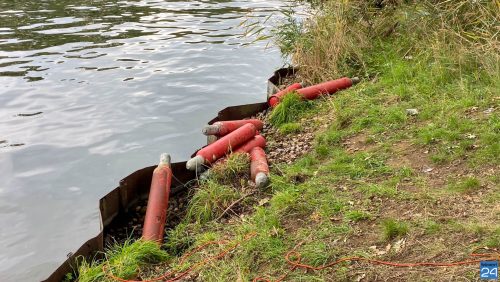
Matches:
[0,0,303,280]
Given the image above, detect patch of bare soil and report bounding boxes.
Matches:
[387,140,498,189]
[386,140,474,187]
[342,132,377,153]
[328,219,492,282]
[386,140,432,172]
[312,197,497,281]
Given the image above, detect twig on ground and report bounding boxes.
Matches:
[216,192,256,221]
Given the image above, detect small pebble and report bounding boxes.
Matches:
[406,108,419,116]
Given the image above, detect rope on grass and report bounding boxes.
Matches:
[253,247,500,282]
[102,231,498,282]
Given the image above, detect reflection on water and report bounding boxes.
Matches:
[0,0,304,280]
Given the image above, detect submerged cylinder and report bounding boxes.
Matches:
[202,119,263,136]
[142,153,172,243]
[187,123,257,171]
[250,147,270,189]
[297,77,359,101]
[268,83,303,107]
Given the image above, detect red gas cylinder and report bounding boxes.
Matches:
[234,134,266,153]
[187,123,257,171]
[202,119,263,136]
[297,77,359,100]
[250,147,270,188]
[268,83,303,107]
[142,153,172,243]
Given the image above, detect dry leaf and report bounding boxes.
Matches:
[310,211,322,222]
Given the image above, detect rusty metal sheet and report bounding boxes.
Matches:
[43,233,103,282]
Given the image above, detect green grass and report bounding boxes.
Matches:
[483,228,500,248]
[78,260,105,282]
[296,241,332,267]
[345,210,372,222]
[316,128,343,147]
[359,183,398,198]
[278,122,301,134]
[422,220,441,235]
[314,144,330,158]
[269,92,312,127]
[209,152,250,185]
[448,177,481,193]
[381,219,409,241]
[164,222,198,255]
[186,180,241,223]
[78,239,170,282]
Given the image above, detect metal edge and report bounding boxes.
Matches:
[267,66,297,97]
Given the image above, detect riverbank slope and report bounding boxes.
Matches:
[76,1,499,281]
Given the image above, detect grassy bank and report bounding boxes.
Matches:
[75,1,499,281]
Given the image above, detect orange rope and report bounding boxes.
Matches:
[102,233,498,282]
[103,232,256,282]
[253,247,500,282]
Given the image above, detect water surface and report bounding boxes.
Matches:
[0,0,301,280]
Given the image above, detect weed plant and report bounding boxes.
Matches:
[382,219,409,240]
[78,239,169,282]
[209,153,250,185]
[186,180,241,224]
[278,122,301,134]
[269,92,311,126]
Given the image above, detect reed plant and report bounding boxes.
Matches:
[276,0,499,83]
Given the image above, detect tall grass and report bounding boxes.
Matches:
[276,0,499,83]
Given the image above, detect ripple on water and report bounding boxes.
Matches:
[0,0,308,281]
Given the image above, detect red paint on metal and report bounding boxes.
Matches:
[297,77,353,100]
[213,119,263,136]
[268,83,303,107]
[250,147,269,182]
[197,123,257,164]
[142,156,172,243]
[234,134,266,153]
